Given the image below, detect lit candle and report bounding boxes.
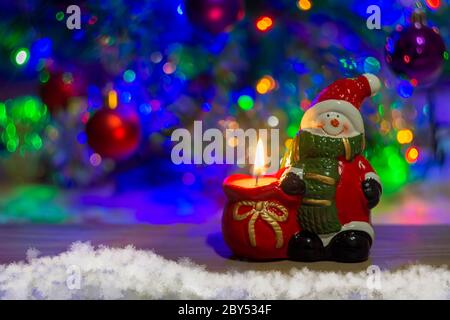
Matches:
[229,138,277,188]
[254,138,265,186]
[222,139,301,260]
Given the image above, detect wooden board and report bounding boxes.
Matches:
[0,223,449,272]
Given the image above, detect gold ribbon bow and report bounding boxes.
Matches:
[233,201,289,249]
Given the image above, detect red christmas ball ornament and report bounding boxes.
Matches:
[40,69,86,113]
[86,107,141,160]
[184,0,245,34]
[385,9,447,87]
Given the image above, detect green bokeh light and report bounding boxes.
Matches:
[287,124,298,138]
[39,71,50,83]
[378,104,384,117]
[14,48,30,66]
[391,102,400,109]
[369,145,409,194]
[0,103,6,125]
[6,139,18,152]
[237,95,254,110]
[123,69,136,83]
[6,123,16,137]
[56,11,65,21]
[363,57,381,74]
[24,99,40,120]
[170,46,210,79]
[0,96,49,155]
[0,186,69,223]
[31,134,43,150]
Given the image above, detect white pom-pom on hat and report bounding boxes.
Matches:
[363,73,381,96]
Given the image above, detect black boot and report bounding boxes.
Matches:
[287,231,325,262]
[326,230,372,263]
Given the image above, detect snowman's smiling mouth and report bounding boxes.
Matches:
[321,127,344,136]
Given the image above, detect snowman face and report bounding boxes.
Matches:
[316,111,356,137]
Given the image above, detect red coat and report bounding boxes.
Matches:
[336,154,378,225]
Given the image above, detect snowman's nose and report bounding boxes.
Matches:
[330,119,340,127]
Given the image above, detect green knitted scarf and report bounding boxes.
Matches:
[294,130,364,235]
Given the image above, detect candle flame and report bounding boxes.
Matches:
[253,138,265,176]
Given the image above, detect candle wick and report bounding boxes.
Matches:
[255,175,259,186]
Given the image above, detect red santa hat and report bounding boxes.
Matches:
[300,74,381,134]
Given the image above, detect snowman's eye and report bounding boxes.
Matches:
[326,114,330,117]
[336,115,339,118]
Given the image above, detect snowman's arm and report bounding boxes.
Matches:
[354,155,381,186]
[355,155,382,209]
[279,166,306,196]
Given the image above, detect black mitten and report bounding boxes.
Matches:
[280,172,306,196]
[362,178,382,209]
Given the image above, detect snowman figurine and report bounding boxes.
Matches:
[280,74,382,262]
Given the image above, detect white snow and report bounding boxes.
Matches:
[0,242,448,300]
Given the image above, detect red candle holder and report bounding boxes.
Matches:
[222,169,302,260]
